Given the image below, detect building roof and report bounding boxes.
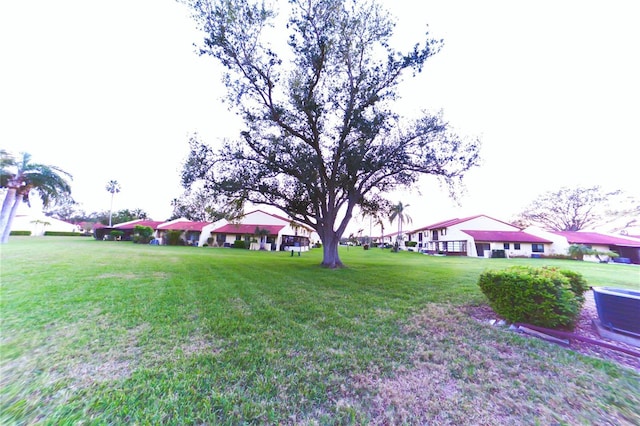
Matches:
[552,231,640,248]
[158,221,211,232]
[461,230,553,243]
[410,214,518,233]
[212,223,286,235]
[112,219,164,230]
[381,231,401,238]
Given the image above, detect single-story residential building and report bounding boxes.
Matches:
[95,219,165,241]
[89,210,313,249]
[525,227,640,264]
[8,213,79,236]
[157,219,212,246]
[202,210,314,251]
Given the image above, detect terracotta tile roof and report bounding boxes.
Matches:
[212,223,286,235]
[158,221,211,232]
[461,230,552,243]
[553,231,640,247]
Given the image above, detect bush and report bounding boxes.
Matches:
[10,230,31,236]
[133,225,154,244]
[166,230,184,246]
[109,230,125,240]
[44,231,83,237]
[556,268,589,305]
[478,266,588,329]
[233,240,248,249]
[405,241,417,247]
[568,244,619,262]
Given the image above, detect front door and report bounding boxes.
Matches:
[475,243,490,257]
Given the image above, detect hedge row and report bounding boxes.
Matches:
[10,231,84,237]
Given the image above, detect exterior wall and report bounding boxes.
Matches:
[478,241,551,258]
[243,210,287,226]
[411,229,469,254]
[279,224,311,251]
[280,223,311,238]
[523,226,570,255]
[199,219,228,247]
[10,214,79,236]
[451,216,519,232]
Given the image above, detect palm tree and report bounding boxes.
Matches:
[105,180,121,227]
[388,201,412,250]
[359,198,390,248]
[0,152,72,243]
[375,217,385,246]
[254,226,270,250]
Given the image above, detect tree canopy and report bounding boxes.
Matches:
[517,185,635,232]
[0,151,72,243]
[182,0,481,267]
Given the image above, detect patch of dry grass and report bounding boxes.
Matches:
[339,304,640,425]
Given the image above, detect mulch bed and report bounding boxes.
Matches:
[465,292,640,372]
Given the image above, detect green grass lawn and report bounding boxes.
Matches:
[1,237,639,424]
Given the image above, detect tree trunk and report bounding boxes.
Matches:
[319,229,343,268]
[0,188,17,244]
[1,192,23,243]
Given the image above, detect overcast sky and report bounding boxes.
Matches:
[1,0,638,232]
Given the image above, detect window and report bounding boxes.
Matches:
[418,233,423,242]
[514,243,521,250]
[532,244,544,253]
[440,228,447,236]
[503,243,510,250]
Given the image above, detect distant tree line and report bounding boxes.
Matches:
[44,200,150,230]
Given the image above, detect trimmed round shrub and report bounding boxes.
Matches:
[233,240,248,249]
[478,266,588,329]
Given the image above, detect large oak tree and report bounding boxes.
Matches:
[182,0,481,267]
